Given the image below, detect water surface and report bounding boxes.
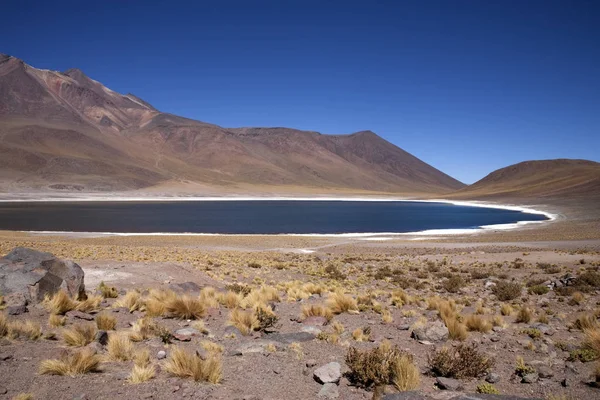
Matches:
[0,200,548,234]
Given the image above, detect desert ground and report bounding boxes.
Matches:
[1,197,600,400]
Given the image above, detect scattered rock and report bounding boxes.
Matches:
[95,330,108,346]
[411,321,449,342]
[157,350,167,360]
[173,328,202,341]
[6,304,28,315]
[521,373,539,383]
[318,383,339,398]
[66,310,95,321]
[231,340,282,356]
[306,359,317,368]
[300,325,322,335]
[0,247,85,302]
[224,326,243,337]
[302,316,328,326]
[537,366,553,379]
[436,376,463,391]
[169,281,202,293]
[266,331,315,344]
[0,386,7,395]
[382,393,429,400]
[313,362,341,384]
[486,372,501,383]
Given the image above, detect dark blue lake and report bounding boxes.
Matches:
[0,200,548,234]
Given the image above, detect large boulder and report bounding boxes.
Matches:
[0,247,85,303]
[411,321,449,342]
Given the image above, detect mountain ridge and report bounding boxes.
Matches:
[0,53,465,195]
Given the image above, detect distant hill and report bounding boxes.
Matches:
[449,159,600,200]
[0,53,464,195]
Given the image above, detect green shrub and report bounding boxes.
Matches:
[528,285,549,295]
[476,383,500,394]
[492,281,522,301]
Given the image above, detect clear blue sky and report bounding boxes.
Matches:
[2,0,599,183]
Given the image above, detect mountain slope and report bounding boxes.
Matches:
[449,159,600,200]
[0,53,464,195]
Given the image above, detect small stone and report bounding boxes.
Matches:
[95,330,108,346]
[314,362,341,384]
[173,328,201,341]
[306,359,317,368]
[0,353,12,361]
[490,336,500,342]
[157,350,167,360]
[486,372,500,383]
[7,304,27,315]
[66,310,95,321]
[301,325,322,335]
[538,366,554,379]
[522,373,539,383]
[0,386,7,395]
[396,324,411,331]
[267,332,315,344]
[561,377,571,387]
[436,376,463,391]
[318,383,339,398]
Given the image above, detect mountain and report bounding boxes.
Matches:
[448,159,600,200]
[0,53,465,195]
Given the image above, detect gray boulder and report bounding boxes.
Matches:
[436,377,463,391]
[411,321,449,342]
[0,247,85,302]
[314,362,341,384]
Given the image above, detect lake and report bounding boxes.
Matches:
[0,200,549,234]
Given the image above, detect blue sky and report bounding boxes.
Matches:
[2,0,599,183]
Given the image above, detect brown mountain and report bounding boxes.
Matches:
[449,159,600,200]
[0,53,464,195]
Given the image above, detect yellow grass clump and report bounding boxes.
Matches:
[75,294,103,313]
[63,323,97,347]
[0,313,8,337]
[107,333,134,361]
[218,291,244,309]
[199,287,220,309]
[114,291,144,312]
[44,290,76,315]
[98,281,119,298]
[516,307,533,323]
[352,327,371,342]
[48,314,66,328]
[95,313,117,331]
[301,304,333,321]
[446,318,468,341]
[201,341,224,354]
[164,346,222,383]
[227,308,259,335]
[327,291,358,315]
[584,328,600,354]
[12,394,33,400]
[39,348,101,376]
[165,295,205,320]
[500,303,514,316]
[8,320,42,340]
[465,315,493,333]
[392,353,421,391]
[128,364,155,384]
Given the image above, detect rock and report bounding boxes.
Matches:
[313,362,341,384]
[266,332,315,344]
[223,325,243,337]
[95,330,108,346]
[397,324,411,331]
[66,310,95,321]
[0,353,12,361]
[231,340,282,356]
[411,321,449,342]
[301,325,322,335]
[86,341,103,354]
[0,386,7,395]
[529,323,555,336]
[484,281,496,288]
[486,372,501,383]
[169,282,202,293]
[521,373,539,383]
[537,366,553,379]
[436,376,463,391]
[306,359,317,367]
[157,350,167,360]
[382,393,429,400]
[302,316,328,326]
[318,383,339,398]
[0,247,85,302]
[6,304,27,315]
[561,377,571,387]
[173,328,202,341]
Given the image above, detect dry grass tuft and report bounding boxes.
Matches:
[446,318,468,341]
[584,328,600,355]
[128,364,155,384]
[165,295,205,320]
[44,290,76,315]
[0,313,8,337]
[516,307,533,323]
[352,327,371,342]
[227,308,259,335]
[48,314,66,328]
[63,324,97,347]
[95,313,117,331]
[201,341,224,354]
[8,320,42,340]
[326,291,358,314]
[164,346,222,383]
[114,291,143,312]
[428,344,494,378]
[75,294,103,313]
[465,315,492,333]
[39,348,101,376]
[573,313,599,331]
[107,333,133,361]
[345,341,419,391]
[12,394,33,400]
[98,281,119,298]
[500,303,514,316]
[301,304,333,321]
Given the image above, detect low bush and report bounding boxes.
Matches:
[492,281,521,301]
[428,344,494,378]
